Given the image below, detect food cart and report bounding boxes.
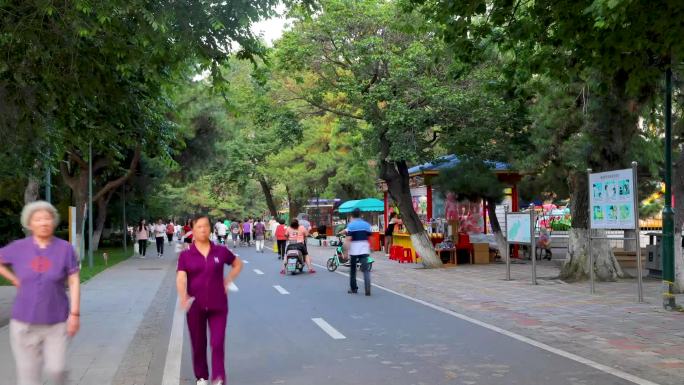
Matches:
[379,154,522,264]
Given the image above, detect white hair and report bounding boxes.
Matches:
[21,200,60,230]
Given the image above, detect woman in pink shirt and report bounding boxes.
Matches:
[281,219,315,274]
[136,219,149,258]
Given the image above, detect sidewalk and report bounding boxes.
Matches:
[0,245,179,385]
[307,243,684,385]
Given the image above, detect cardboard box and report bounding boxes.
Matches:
[472,243,490,264]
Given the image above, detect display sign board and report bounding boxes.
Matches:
[589,168,636,229]
[506,213,531,244]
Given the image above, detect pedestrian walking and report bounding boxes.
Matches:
[268,217,278,241]
[177,215,243,385]
[136,219,150,258]
[166,221,176,244]
[182,219,194,250]
[242,218,252,247]
[275,218,288,260]
[342,208,372,296]
[298,214,311,245]
[0,201,81,385]
[253,219,266,252]
[153,218,166,258]
[214,220,228,245]
[384,212,398,256]
[229,220,240,247]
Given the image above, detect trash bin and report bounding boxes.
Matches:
[369,232,381,251]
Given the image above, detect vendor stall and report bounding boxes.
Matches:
[304,198,341,236]
[338,198,385,251]
[380,154,522,264]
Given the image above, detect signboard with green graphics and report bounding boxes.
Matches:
[506,213,531,244]
[589,168,636,230]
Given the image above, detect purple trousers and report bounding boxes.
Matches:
[187,306,228,382]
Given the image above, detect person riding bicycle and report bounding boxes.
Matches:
[280,219,315,274]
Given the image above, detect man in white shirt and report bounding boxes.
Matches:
[341,209,372,296]
[214,220,228,244]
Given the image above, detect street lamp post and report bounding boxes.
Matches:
[662,67,676,310]
[45,164,51,203]
[122,183,127,253]
[88,141,94,269]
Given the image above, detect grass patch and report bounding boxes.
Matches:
[0,247,132,286]
[78,247,132,283]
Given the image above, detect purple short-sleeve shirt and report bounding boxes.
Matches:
[177,242,236,311]
[0,236,80,324]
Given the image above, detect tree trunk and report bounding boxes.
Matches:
[623,229,637,252]
[673,151,684,292]
[487,198,507,258]
[24,175,40,204]
[286,185,302,222]
[258,176,279,218]
[380,158,441,268]
[561,74,642,281]
[561,172,623,281]
[92,191,114,251]
[61,147,141,252]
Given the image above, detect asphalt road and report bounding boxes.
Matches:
[175,245,636,385]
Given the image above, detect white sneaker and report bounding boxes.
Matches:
[196,379,208,385]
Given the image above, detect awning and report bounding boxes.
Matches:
[338,198,384,213]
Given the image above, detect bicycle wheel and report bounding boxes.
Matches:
[327,258,337,272]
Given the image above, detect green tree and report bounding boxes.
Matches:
[1,0,292,249]
[433,159,507,252]
[407,0,684,280]
[274,0,510,267]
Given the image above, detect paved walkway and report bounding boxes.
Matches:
[307,243,684,385]
[0,243,180,385]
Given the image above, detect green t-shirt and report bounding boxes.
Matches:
[224,220,231,228]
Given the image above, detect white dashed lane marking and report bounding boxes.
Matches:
[253,269,264,275]
[312,318,346,340]
[273,285,289,295]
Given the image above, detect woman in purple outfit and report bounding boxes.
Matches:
[176,214,243,385]
[0,201,81,385]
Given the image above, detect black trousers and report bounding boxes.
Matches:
[156,237,164,255]
[277,240,287,259]
[138,239,147,256]
[349,254,371,294]
[167,233,174,243]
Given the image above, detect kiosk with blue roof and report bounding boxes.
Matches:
[378,154,522,264]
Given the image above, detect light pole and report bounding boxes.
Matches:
[122,183,127,253]
[662,67,676,310]
[45,164,51,203]
[88,141,94,269]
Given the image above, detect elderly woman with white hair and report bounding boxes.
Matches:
[0,200,81,385]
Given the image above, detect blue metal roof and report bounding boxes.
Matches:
[408,154,512,175]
